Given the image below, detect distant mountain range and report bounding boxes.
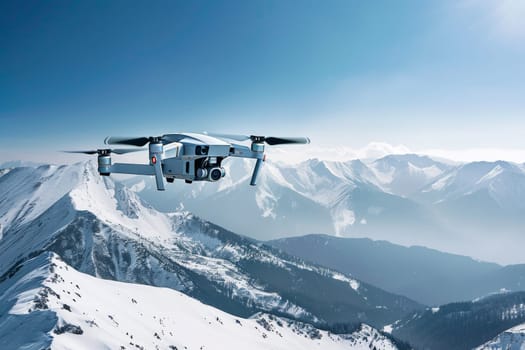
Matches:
[127,154,525,264]
[269,234,525,306]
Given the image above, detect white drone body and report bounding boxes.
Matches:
[67,132,310,191]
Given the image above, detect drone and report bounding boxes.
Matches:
[66,133,310,191]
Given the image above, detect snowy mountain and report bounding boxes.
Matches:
[128,155,525,264]
[368,154,452,197]
[0,252,402,350]
[129,156,449,242]
[392,291,525,350]
[0,162,421,330]
[476,323,525,350]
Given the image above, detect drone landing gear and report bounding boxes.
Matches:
[166,177,174,183]
[185,180,192,184]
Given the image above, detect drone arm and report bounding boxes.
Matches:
[110,163,156,176]
[108,163,165,191]
[227,143,255,159]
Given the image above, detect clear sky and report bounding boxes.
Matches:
[1,0,524,163]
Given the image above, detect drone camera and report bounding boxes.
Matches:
[209,167,226,181]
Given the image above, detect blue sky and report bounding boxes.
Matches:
[1,0,524,163]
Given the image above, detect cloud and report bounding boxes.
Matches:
[421,147,525,164]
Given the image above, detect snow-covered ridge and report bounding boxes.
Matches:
[0,164,81,238]
[0,252,400,350]
[68,162,174,241]
[476,323,525,350]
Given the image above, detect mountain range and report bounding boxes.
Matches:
[0,162,421,349]
[127,154,525,265]
[2,158,525,349]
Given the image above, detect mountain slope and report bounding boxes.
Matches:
[476,323,525,350]
[0,252,401,350]
[269,234,525,305]
[369,154,452,197]
[392,292,525,350]
[0,162,422,329]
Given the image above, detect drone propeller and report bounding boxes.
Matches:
[206,133,310,145]
[63,148,143,155]
[104,136,152,147]
[264,136,311,145]
[104,134,189,147]
[104,135,185,192]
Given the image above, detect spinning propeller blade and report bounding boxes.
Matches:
[63,150,99,155]
[105,134,189,146]
[264,136,310,145]
[104,136,151,147]
[206,133,310,145]
[63,149,143,155]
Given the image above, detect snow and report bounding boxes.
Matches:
[0,253,399,350]
[69,164,174,242]
[473,289,512,303]
[382,324,393,334]
[0,164,81,236]
[407,162,443,179]
[476,323,525,350]
[477,165,505,185]
[369,163,396,187]
[429,172,454,191]
[333,208,356,235]
[331,272,360,291]
[255,182,278,219]
[129,179,146,192]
